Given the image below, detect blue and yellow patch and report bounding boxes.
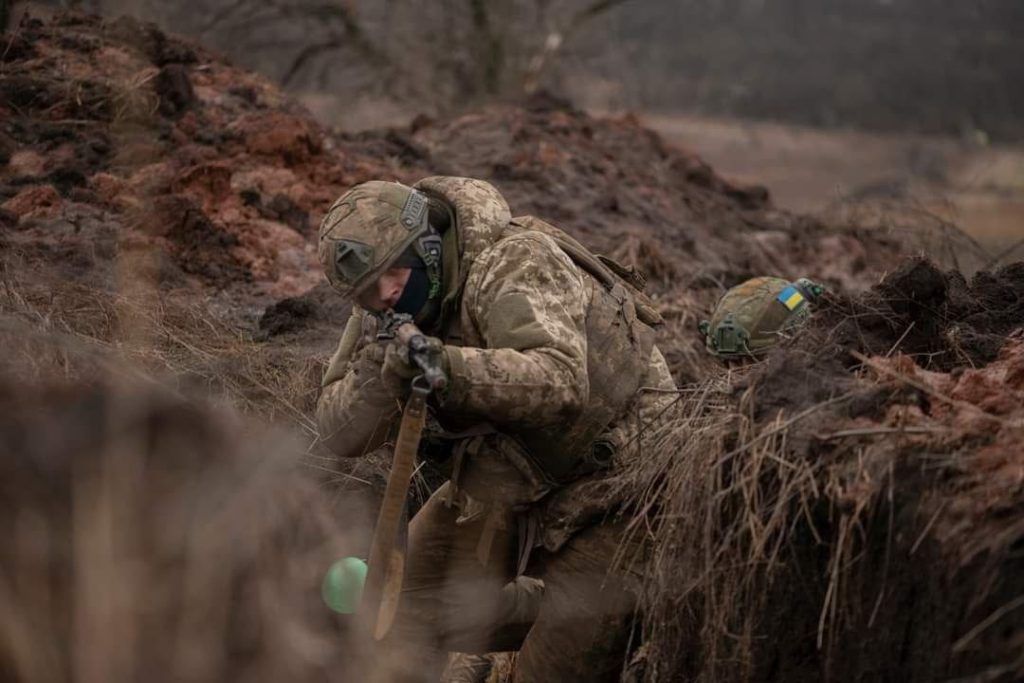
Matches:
[777,286,805,311]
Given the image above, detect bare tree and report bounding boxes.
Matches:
[83,0,633,113]
[14,0,630,123]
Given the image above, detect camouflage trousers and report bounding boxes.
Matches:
[376,481,645,683]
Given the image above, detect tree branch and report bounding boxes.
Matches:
[566,0,632,36]
[272,1,392,88]
[467,0,505,96]
[522,0,633,94]
[281,36,345,86]
[198,0,253,36]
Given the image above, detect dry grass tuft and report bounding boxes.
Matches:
[614,303,1024,682]
[0,355,366,682]
[612,371,843,680]
[0,260,386,501]
[822,196,993,276]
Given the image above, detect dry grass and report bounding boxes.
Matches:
[0,241,396,682]
[0,281,313,424]
[613,371,845,680]
[0,347,368,682]
[822,196,994,276]
[611,313,1024,682]
[0,254,389,499]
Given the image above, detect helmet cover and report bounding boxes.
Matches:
[317,181,431,298]
[699,276,823,357]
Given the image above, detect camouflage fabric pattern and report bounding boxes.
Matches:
[539,343,676,551]
[316,176,678,546]
[316,308,401,458]
[317,180,430,298]
[701,276,814,357]
[442,226,590,428]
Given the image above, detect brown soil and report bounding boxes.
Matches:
[795,257,1024,373]
[402,93,912,293]
[1,11,415,315]
[625,264,1024,682]
[2,11,1023,683]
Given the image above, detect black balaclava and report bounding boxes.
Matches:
[393,258,432,317]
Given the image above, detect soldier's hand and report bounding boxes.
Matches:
[344,344,397,407]
[381,341,418,382]
[380,337,448,399]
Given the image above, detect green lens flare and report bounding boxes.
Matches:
[321,556,368,614]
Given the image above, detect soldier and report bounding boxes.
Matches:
[316,177,677,682]
[699,276,825,360]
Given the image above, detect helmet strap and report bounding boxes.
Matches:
[390,224,444,324]
[414,227,443,300]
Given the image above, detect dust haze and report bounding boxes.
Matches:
[2,2,1023,682]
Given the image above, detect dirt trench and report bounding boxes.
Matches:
[1,11,1022,683]
[624,260,1024,682]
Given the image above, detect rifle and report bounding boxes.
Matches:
[361,311,446,640]
[377,311,448,392]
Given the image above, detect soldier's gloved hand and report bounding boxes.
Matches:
[380,336,448,399]
[380,343,418,398]
[346,343,396,407]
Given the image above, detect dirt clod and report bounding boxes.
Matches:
[155,63,195,117]
[797,257,1024,372]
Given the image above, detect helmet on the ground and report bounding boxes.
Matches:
[698,276,824,357]
[317,181,441,299]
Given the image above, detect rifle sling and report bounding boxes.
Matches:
[363,382,429,641]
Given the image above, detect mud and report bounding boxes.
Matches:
[2,12,1023,683]
[1,10,413,314]
[257,283,352,339]
[792,257,1024,373]
[630,261,1024,682]
[154,63,195,117]
[405,92,911,296]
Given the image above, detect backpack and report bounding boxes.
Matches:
[500,216,663,482]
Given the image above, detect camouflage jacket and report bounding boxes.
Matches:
[316,177,677,548]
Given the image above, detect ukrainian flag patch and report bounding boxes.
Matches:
[777,286,805,311]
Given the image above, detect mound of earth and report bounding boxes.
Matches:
[798,257,1024,372]
[1,11,417,318]
[406,93,906,293]
[623,258,1024,682]
[2,11,933,383]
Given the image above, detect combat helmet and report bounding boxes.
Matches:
[698,277,824,357]
[318,181,442,300]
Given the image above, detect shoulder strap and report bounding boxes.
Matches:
[508,217,663,326]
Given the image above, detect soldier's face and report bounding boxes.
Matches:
[357,267,412,312]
